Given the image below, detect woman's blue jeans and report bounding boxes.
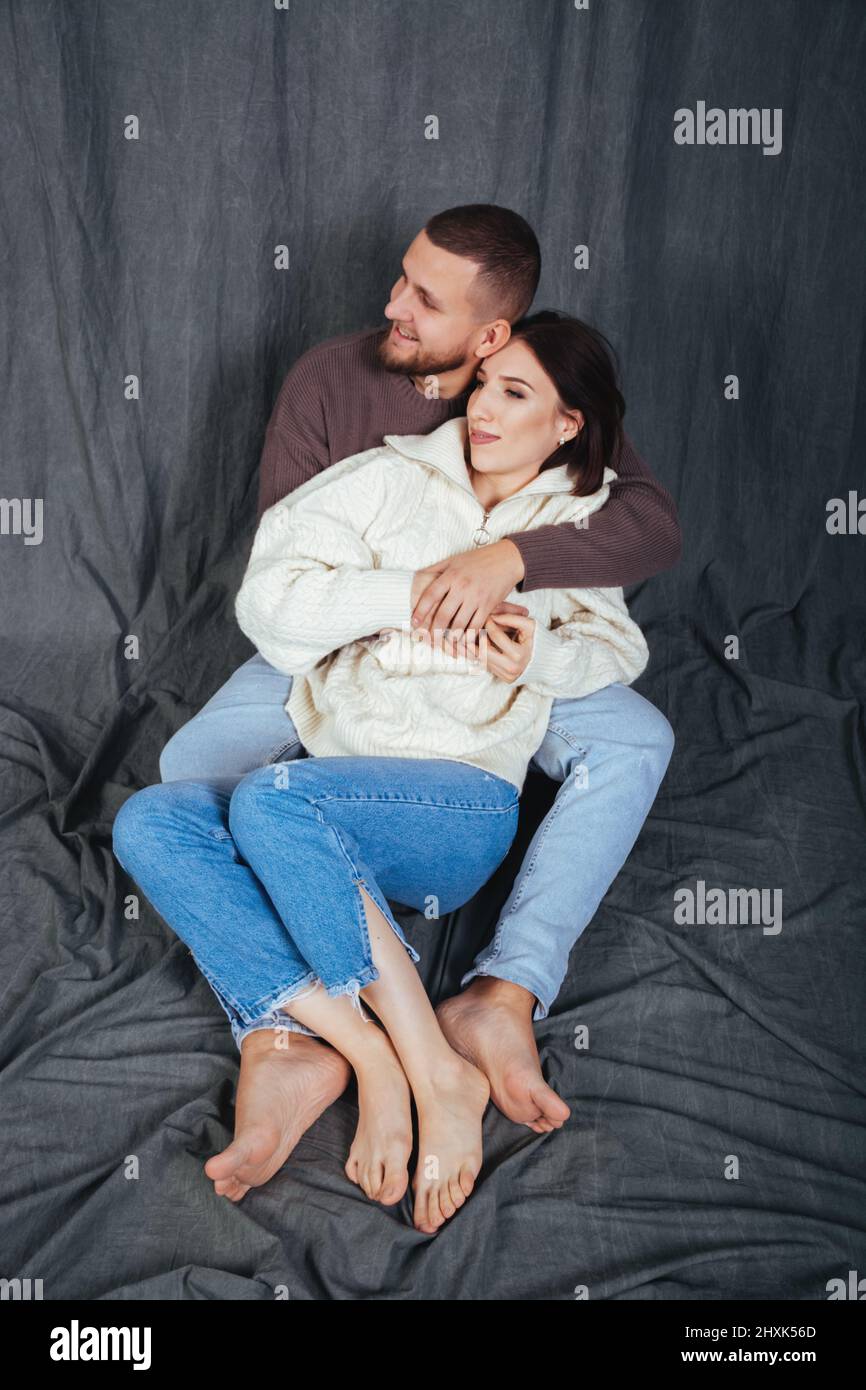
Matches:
[112,754,520,1051]
[152,654,675,1025]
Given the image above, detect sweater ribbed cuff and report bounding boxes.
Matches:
[504,526,583,593]
[354,568,416,630]
[516,621,575,693]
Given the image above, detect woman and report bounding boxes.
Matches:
[112,311,649,1235]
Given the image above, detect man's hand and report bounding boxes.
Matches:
[410,538,527,638]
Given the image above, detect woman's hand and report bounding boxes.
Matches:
[440,610,536,684]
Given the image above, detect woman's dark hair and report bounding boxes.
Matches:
[424,204,541,323]
[508,309,626,497]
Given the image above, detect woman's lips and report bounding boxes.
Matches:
[470,430,500,443]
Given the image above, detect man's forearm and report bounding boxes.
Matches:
[505,435,681,590]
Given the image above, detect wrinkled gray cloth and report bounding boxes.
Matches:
[1,0,864,1300]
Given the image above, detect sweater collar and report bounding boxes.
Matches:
[382,416,584,502]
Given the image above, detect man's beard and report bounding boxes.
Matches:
[375,327,474,383]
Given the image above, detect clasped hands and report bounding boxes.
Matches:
[397,537,535,685]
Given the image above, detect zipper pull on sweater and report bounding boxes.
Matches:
[472,508,492,547]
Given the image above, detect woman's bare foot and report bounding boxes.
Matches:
[344,1029,413,1206]
[411,1053,490,1234]
[436,978,570,1134]
[205,1030,351,1201]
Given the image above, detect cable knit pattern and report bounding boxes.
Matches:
[235,416,649,794]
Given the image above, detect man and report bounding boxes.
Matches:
[159,204,679,1202]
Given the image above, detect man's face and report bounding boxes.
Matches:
[377,229,500,381]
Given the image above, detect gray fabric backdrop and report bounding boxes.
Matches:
[1,0,865,1300]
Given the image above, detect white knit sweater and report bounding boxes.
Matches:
[235,416,649,794]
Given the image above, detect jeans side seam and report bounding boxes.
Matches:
[318,806,423,967]
[544,723,590,760]
[265,736,302,764]
[477,784,572,965]
[312,794,519,814]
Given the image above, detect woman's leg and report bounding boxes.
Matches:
[219,991,414,1208]
[111,779,354,1195]
[113,758,518,1227]
[227,755,519,1232]
[115,775,425,1210]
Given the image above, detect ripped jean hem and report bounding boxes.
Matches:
[233,1015,318,1050]
[232,966,387,1053]
[207,968,323,1051]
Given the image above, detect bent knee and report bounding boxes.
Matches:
[227,764,282,836]
[610,686,675,765]
[644,704,675,765]
[158,721,203,783]
[112,783,171,869]
[113,780,211,869]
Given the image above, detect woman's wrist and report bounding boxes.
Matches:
[497,537,526,587]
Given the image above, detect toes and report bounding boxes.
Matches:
[458,1165,476,1199]
[413,1184,436,1234]
[206,1130,277,1188]
[437,1184,457,1220]
[379,1158,409,1207]
[379,1178,406,1206]
[369,1160,385,1201]
[531,1085,570,1126]
[427,1198,446,1229]
[205,1146,244,1181]
[213,1174,249,1202]
[414,1172,472,1230]
[344,1153,360,1186]
[448,1177,467,1211]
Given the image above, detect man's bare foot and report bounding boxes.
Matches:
[411,1054,490,1234]
[205,1030,351,1201]
[344,1029,413,1206]
[436,977,570,1134]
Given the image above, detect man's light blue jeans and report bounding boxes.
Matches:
[112,755,520,1052]
[149,653,674,1027]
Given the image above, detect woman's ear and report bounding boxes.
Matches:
[567,405,586,439]
[560,408,584,441]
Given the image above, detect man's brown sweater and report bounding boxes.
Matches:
[256,326,681,592]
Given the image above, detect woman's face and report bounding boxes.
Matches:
[466,339,583,481]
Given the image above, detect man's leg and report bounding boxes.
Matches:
[437,683,675,1130]
[159,651,303,783]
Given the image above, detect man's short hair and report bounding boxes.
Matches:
[424,204,541,324]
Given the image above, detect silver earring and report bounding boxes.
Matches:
[558,436,567,446]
